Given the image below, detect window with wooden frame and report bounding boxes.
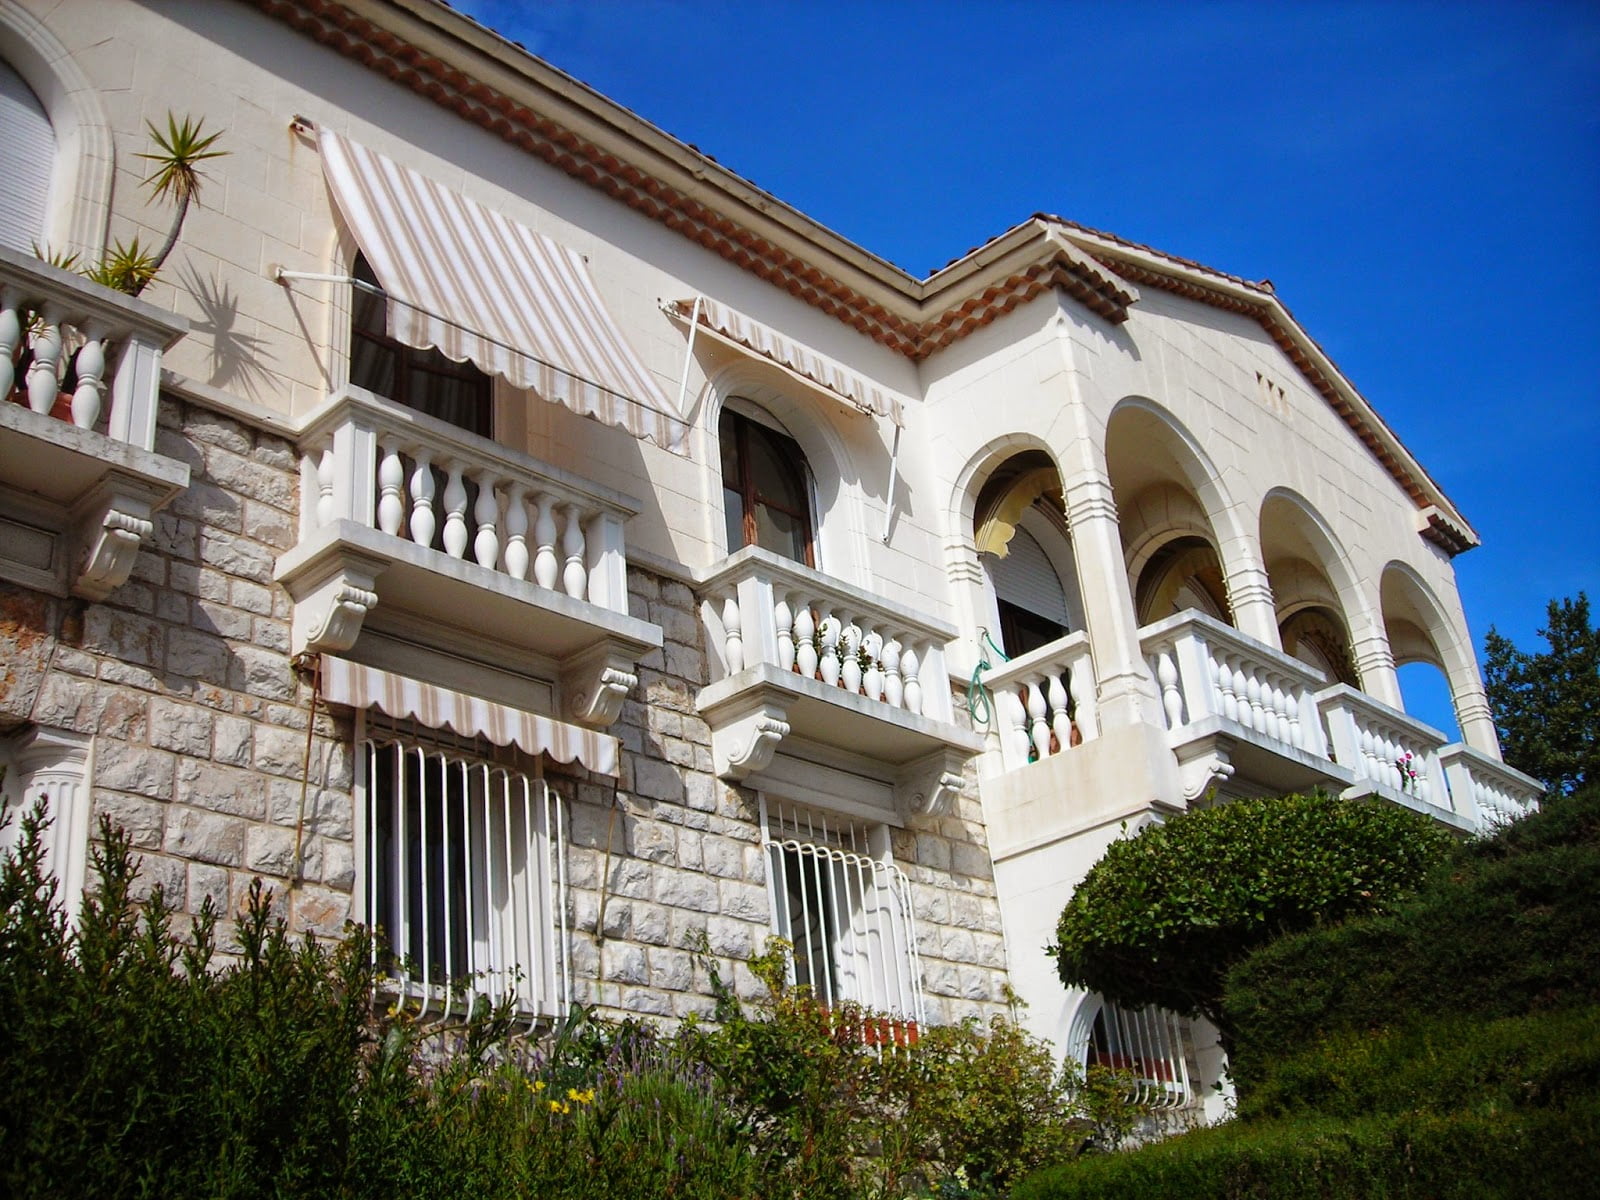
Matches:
[349,253,493,437]
[718,406,815,566]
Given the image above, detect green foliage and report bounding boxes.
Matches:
[1222,783,1600,1090]
[1050,793,1450,1037]
[1485,592,1600,797]
[1010,1101,1600,1200]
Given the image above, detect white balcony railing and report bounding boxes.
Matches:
[1,246,182,453]
[698,548,980,815]
[980,632,1099,772]
[1318,685,1450,812]
[1438,743,1542,827]
[1141,610,1330,758]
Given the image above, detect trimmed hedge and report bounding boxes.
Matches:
[1011,1100,1600,1200]
[1224,785,1600,1090]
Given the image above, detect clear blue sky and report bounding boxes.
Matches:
[454,0,1598,735]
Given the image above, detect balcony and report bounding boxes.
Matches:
[0,245,190,599]
[980,631,1101,772]
[697,547,982,818]
[274,386,661,726]
[1138,609,1542,829]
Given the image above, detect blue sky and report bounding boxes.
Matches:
[454,0,1598,734]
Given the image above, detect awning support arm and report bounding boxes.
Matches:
[882,421,902,543]
[675,293,704,417]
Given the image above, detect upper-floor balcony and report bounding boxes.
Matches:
[274,385,661,727]
[1,245,190,600]
[698,546,983,818]
[1133,609,1540,829]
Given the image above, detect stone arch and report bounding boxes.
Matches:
[0,3,115,258]
[1379,560,1495,750]
[1258,488,1375,689]
[702,359,863,582]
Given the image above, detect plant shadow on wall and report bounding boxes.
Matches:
[0,798,1156,1200]
[179,263,277,399]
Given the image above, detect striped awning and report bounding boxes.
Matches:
[319,656,618,777]
[319,131,685,451]
[670,297,905,428]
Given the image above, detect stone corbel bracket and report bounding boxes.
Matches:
[1175,741,1235,802]
[561,642,639,728]
[278,544,388,656]
[70,473,172,602]
[705,687,792,781]
[894,746,971,818]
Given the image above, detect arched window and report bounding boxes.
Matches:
[1135,536,1231,626]
[350,254,492,436]
[1280,607,1359,687]
[0,56,54,253]
[718,405,814,566]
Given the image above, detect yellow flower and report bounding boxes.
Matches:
[567,1086,596,1105]
[547,1099,569,1114]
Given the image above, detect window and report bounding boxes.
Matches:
[350,254,493,436]
[0,57,53,254]
[762,799,923,1022]
[1081,998,1193,1109]
[0,727,91,922]
[989,525,1075,657]
[361,724,566,1021]
[719,407,814,566]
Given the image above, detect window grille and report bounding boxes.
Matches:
[1083,998,1193,1109]
[761,800,924,1023]
[361,725,567,1025]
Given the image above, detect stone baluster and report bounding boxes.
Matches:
[441,462,469,559]
[774,596,794,671]
[503,485,529,581]
[1048,672,1073,752]
[1215,655,1239,723]
[0,287,19,398]
[315,446,337,527]
[70,324,107,429]
[561,505,587,599]
[1156,649,1183,730]
[376,440,405,536]
[862,631,885,702]
[409,450,437,549]
[882,638,903,709]
[902,645,923,715]
[838,620,859,693]
[794,605,818,680]
[1025,681,1050,760]
[1000,687,1031,767]
[1071,662,1097,741]
[472,471,500,569]
[26,304,62,415]
[532,493,558,589]
[723,594,744,673]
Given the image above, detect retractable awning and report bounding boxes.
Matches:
[318,130,684,451]
[319,656,618,777]
[667,296,905,428]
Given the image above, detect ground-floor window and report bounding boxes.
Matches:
[761,798,924,1024]
[360,722,567,1022]
[1076,996,1193,1109]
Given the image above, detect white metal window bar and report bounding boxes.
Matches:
[361,721,568,1028]
[760,798,925,1024]
[1085,999,1193,1110]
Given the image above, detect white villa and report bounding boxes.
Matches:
[0,0,1540,1119]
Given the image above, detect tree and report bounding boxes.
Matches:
[1484,593,1600,799]
[1049,792,1450,1046]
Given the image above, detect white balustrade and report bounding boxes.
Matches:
[1,246,182,452]
[1438,743,1542,827]
[1140,610,1329,759]
[299,387,633,618]
[1318,685,1447,809]
[980,632,1099,771]
[703,547,959,726]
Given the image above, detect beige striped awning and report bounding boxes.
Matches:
[319,130,685,452]
[319,656,618,777]
[670,297,905,428]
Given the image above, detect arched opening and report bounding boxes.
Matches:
[717,401,816,568]
[1258,492,1364,688]
[972,450,1082,657]
[1381,564,1471,739]
[1134,535,1230,626]
[1280,607,1359,687]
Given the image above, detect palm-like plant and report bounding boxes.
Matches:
[131,114,226,295]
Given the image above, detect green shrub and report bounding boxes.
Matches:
[1223,784,1600,1089]
[1011,1099,1600,1200]
[1050,792,1450,1039]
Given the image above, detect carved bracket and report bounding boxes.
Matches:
[707,691,792,781]
[281,547,387,655]
[1176,742,1235,802]
[895,746,972,818]
[561,642,639,728]
[70,475,167,601]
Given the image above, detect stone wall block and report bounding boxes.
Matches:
[631,902,670,946]
[167,627,231,680]
[84,608,163,668]
[716,879,768,922]
[607,856,653,901]
[700,835,743,879]
[230,644,298,701]
[92,789,166,849]
[242,500,295,550]
[96,741,176,801]
[150,698,215,756]
[648,947,693,991]
[131,852,188,907]
[628,819,676,863]
[684,771,717,813]
[290,885,349,938]
[658,870,719,913]
[705,915,756,959]
[619,986,672,1016]
[602,943,648,985]
[245,824,297,876]
[950,840,994,880]
[204,445,296,510]
[254,724,308,778]
[175,759,267,821]
[631,756,684,803]
[199,531,274,584]
[320,837,355,891]
[166,807,246,867]
[213,715,254,767]
[189,862,232,913]
[172,482,243,533]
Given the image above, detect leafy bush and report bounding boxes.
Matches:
[1010,1100,1600,1200]
[1050,792,1450,1040]
[1223,783,1600,1089]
